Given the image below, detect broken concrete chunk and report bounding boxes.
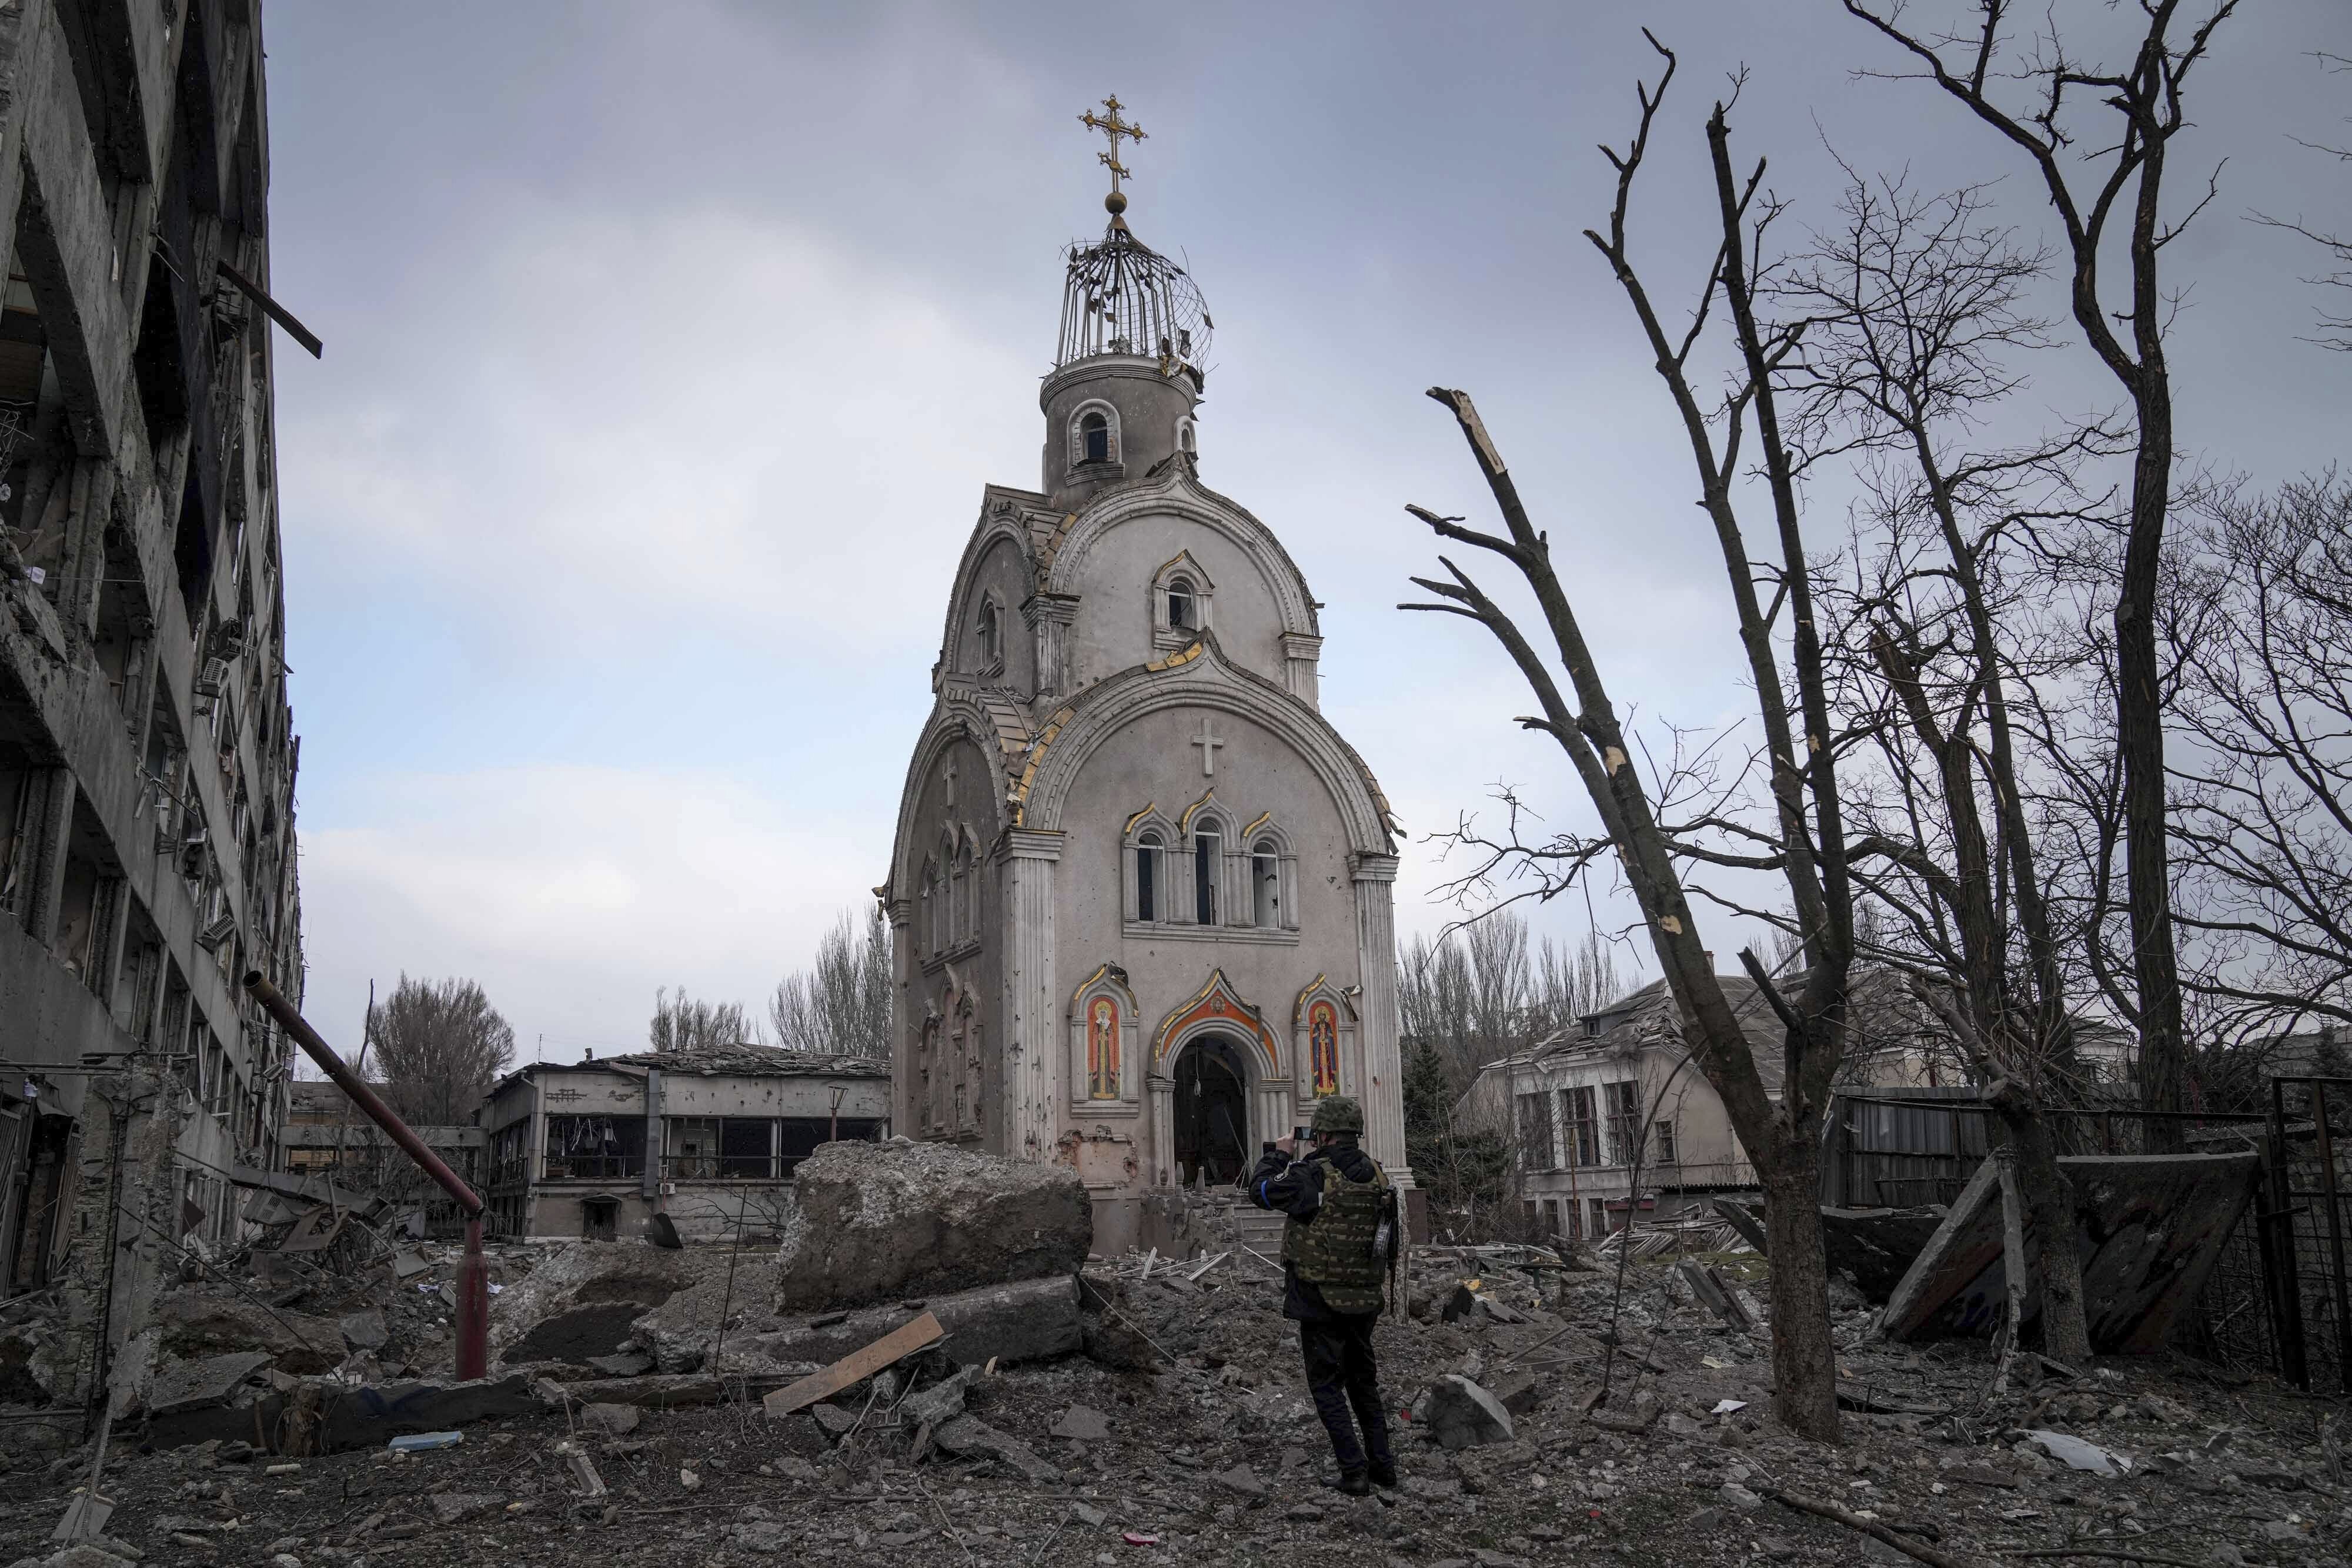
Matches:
[930,1414,1061,1484]
[1489,1369,1542,1417]
[1050,1404,1111,1441]
[1422,1375,1514,1450]
[143,1351,275,1419]
[555,1442,606,1498]
[338,1310,389,1352]
[426,1495,500,1524]
[1211,1464,1265,1499]
[901,1366,979,1429]
[584,1351,654,1378]
[773,1141,1091,1312]
[580,1402,640,1436]
[809,1403,861,1439]
[1720,1482,1765,1510]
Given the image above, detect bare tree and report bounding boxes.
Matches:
[369,974,516,1126]
[2168,477,2352,1034]
[770,905,893,1058]
[1403,42,1859,1439]
[648,987,760,1053]
[2253,51,2352,352]
[1845,0,2243,1141]
[1531,928,1635,1037]
[1778,170,2112,1359]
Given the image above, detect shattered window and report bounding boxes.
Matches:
[1603,1081,1641,1165]
[1563,1086,1601,1166]
[543,1114,644,1180]
[719,1117,773,1179]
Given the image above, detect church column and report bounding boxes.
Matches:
[1351,852,1412,1186]
[1148,1077,1174,1186]
[1279,633,1323,710]
[999,828,1064,1162]
[885,896,913,1135]
[1023,594,1080,701]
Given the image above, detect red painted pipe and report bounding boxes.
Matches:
[243,972,489,1380]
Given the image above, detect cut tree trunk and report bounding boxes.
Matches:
[1759,1146,1841,1443]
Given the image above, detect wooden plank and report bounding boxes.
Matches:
[1710,1196,1770,1256]
[761,1312,943,1419]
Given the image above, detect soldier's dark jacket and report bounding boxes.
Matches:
[1247,1142,1390,1322]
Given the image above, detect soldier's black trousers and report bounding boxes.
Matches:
[1298,1314,1391,1474]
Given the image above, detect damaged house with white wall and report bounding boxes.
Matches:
[1462,968,1948,1241]
[0,2,305,1406]
[481,1044,890,1243]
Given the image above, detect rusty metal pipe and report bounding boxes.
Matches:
[243,972,489,1380]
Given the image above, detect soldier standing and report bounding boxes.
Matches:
[1247,1095,1399,1495]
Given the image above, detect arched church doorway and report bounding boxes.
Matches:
[1171,1035,1251,1186]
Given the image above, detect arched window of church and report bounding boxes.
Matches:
[1167,577,1195,631]
[975,599,1001,668]
[1252,840,1279,928]
[1194,825,1221,924]
[1080,410,1111,464]
[950,846,971,944]
[1178,419,1197,456]
[1137,831,1162,921]
[920,862,940,953]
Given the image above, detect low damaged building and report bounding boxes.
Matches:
[482,1044,890,1242]
[1464,969,1942,1241]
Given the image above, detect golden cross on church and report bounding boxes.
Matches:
[1080,95,1146,213]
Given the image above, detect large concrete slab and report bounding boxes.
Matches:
[1882,1149,2260,1353]
[773,1140,1090,1312]
[753,1274,1082,1371]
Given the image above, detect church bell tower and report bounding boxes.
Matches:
[1042,96,1211,509]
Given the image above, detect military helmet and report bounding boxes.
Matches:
[1311,1096,1365,1135]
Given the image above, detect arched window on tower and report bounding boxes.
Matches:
[1137,831,1162,922]
[1167,577,1195,631]
[1252,840,1279,928]
[1194,823,1221,925]
[975,599,1001,669]
[1080,410,1111,464]
[1178,419,1197,456]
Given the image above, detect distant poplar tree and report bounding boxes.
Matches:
[769,906,892,1059]
[370,974,516,1125]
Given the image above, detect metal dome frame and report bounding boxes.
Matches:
[1055,223,1212,379]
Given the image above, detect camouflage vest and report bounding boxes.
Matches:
[1280,1154,1392,1315]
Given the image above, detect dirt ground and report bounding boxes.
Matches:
[7,1245,2347,1568]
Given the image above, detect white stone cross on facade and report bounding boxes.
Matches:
[1190,715,1225,777]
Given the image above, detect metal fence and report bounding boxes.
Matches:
[2247,1076,2352,1393]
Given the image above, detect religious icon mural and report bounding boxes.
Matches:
[1308,999,1339,1096]
[1088,996,1120,1098]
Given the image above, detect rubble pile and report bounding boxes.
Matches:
[0,1235,2336,1567]
[0,1141,2338,1567]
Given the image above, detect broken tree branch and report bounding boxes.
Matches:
[1761,1484,1992,1568]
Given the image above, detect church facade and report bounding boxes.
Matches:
[884,111,1408,1241]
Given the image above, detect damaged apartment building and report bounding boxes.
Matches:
[483,1044,890,1243]
[0,2,304,1402]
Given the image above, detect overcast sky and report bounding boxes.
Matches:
[260,1,2349,1064]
